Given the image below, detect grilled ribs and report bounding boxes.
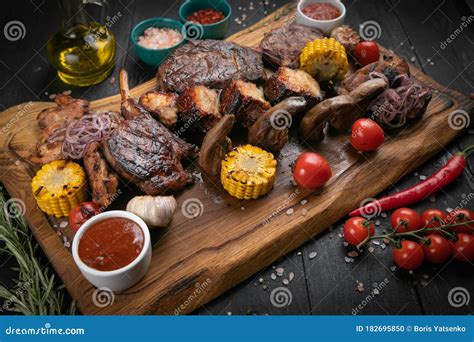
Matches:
[102,70,198,195]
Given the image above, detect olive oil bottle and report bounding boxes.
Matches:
[47,0,116,86]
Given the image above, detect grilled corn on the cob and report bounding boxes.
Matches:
[31,160,88,218]
[299,38,348,82]
[221,145,277,200]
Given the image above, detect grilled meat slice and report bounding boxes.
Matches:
[338,53,409,94]
[264,67,323,106]
[119,70,149,120]
[37,94,89,130]
[219,80,270,128]
[83,141,120,207]
[139,91,179,127]
[34,124,65,164]
[259,24,324,68]
[103,113,198,195]
[177,85,222,141]
[330,25,361,55]
[157,40,265,93]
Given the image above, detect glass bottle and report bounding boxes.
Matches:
[47,0,116,86]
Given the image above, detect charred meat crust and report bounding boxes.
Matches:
[259,24,324,69]
[219,80,270,128]
[139,91,179,127]
[177,85,222,139]
[264,67,323,106]
[37,94,89,130]
[103,113,198,195]
[157,40,265,93]
[83,141,119,207]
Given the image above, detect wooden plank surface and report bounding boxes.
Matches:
[0,0,473,315]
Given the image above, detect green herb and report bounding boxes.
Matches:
[0,187,75,315]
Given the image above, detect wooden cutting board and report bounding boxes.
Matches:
[0,4,471,315]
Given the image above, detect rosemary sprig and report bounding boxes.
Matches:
[0,187,76,315]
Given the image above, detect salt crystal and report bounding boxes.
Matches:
[419,175,427,180]
[429,196,436,202]
[300,199,308,205]
[375,219,380,226]
[262,285,267,290]
[368,246,375,253]
[372,240,380,245]
[410,56,416,62]
[301,208,308,216]
[344,256,352,263]
[390,265,397,272]
[241,206,245,211]
[289,272,294,282]
[309,252,317,259]
[381,212,387,218]
[276,267,284,276]
[62,90,72,95]
[271,273,277,280]
[64,241,70,248]
[59,221,68,228]
[343,241,349,247]
[337,233,343,238]
[297,251,302,256]
[409,270,414,275]
[380,243,386,249]
[227,311,232,315]
[421,280,428,287]
[49,94,57,100]
[282,279,289,285]
[373,288,379,295]
[258,277,264,283]
[286,208,294,215]
[423,274,429,279]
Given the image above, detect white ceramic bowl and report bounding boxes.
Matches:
[72,210,152,292]
[296,0,346,35]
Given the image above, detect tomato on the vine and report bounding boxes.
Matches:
[393,240,424,270]
[68,202,101,231]
[343,217,375,246]
[353,41,380,66]
[451,233,474,262]
[421,208,447,235]
[422,235,451,264]
[446,209,474,234]
[350,118,384,152]
[293,152,332,190]
[390,208,422,233]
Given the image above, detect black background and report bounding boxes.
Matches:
[0,0,473,315]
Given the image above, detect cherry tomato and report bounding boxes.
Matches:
[343,217,375,246]
[421,208,447,235]
[293,152,332,190]
[446,209,474,234]
[68,202,101,231]
[390,208,422,233]
[451,233,474,262]
[422,235,451,264]
[393,240,424,270]
[350,118,384,152]
[354,41,380,66]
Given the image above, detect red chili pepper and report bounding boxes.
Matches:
[349,145,474,217]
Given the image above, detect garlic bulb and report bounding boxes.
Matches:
[126,195,177,227]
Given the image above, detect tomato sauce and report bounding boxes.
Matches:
[302,2,341,20]
[187,8,225,25]
[78,217,144,271]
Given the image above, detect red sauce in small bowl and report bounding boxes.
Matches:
[187,8,225,25]
[78,217,144,272]
[302,2,341,21]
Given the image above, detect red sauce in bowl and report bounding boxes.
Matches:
[302,2,341,21]
[78,217,144,272]
[187,8,225,25]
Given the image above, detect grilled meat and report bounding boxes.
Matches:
[139,91,179,127]
[264,67,323,106]
[220,80,270,128]
[157,40,265,93]
[338,53,409,94]
[103,114,198,194]
[37,94,89,130]
[83,141,120,207]
[177,85,222,141]
[103,69,198,195]
[33,95,90,164]
[259,24,324,69]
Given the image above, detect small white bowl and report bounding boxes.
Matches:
[296,0,346,35]
[72,210,152,292]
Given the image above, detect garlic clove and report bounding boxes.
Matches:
[126,195,177,228]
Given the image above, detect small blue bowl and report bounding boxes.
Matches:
[179,0,231,40]
[131,18,185,67]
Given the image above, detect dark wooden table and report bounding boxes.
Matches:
[0,0,472,315]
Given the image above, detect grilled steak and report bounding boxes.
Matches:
[259,24,324,69]
[220,80,270,128]
[83,141,120,207]
[103,70,198,195]
[157,40,265,93]
[103,113,198,195]
[264,67,323,106]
